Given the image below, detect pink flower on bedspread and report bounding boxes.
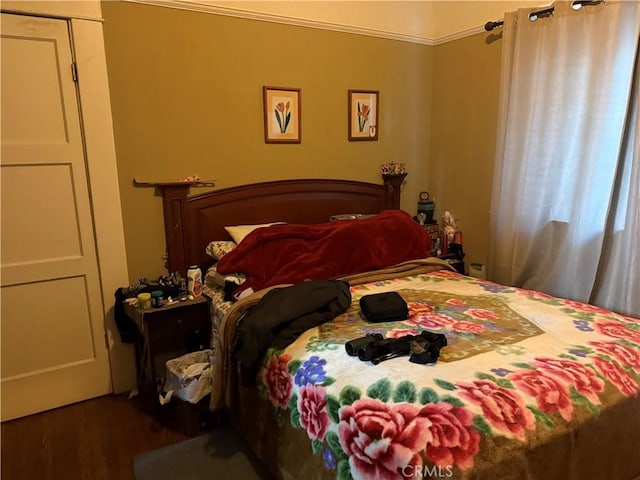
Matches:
[406,313,454,330]
[465,309,499,321]
[620,315,640,325]
[337,399,479,479]
[533,357,605,405]
[508,369,574,421]
[387,329,422,339]
[419,403,480,471]
[562,300,611,315]
[408,302,436,316]
[337,398,430,480]
[298,385,329,441]
[451,321,485,335]
[593,358,639,397]
[446,298,466,307]
[518,289,553,300]
[430,270,461,279]
[456,380,535,440]
[595,320,640,344]
[264,354,293,409]
[589,341,640,370]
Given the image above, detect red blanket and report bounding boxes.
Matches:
[217,210,431,292]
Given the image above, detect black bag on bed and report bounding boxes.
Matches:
[359,292,408,323]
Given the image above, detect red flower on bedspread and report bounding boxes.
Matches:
[508,369,574,421]
[446,298,467,307]
[406,312,454,330]
[595,320,640,344]
[407,302,436,316]
[518,289,554,300]
[621,315,640,325]
[387,328,422,339]
[337,399,479,479]
[589,341,640,370]
[451,321,485,335]
[337,399,430,480]
[533,357,605,405]
[430,270,461,279]
[593,357,639,397]
[264,354,293,408]
[562,300,611,315]
[465,309,499,321]
[455,380,535,440]
[298,385,330,441]
[419,403,480,471]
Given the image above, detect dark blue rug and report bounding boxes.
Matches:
[133,427,273,480]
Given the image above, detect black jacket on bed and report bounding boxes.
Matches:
[233,279,351,372]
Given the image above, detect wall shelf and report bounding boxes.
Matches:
[133,178,215,188]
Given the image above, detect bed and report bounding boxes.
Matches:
[156,177,640,480]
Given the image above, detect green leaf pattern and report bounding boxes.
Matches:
[338,386,361,406]
[392,380,417,403]
[366,378,392,402]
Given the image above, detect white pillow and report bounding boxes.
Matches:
[224,222,285,244]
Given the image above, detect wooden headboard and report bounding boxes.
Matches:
[157,175,407,275]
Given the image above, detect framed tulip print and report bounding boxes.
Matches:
[263,86,301,143]
[348,89,379,141]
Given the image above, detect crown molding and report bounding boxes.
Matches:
[126,0,487,46]
[432,25,487,46]
[129,0,443,45]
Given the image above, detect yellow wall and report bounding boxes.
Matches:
[102,1,435,280]
[102,1,503,281]
[430,32,502,270]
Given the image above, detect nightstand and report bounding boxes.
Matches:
[124,295,211,394]
[439,253,466,274]
[438,242,465,275]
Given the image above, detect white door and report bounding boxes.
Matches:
[1,13,112,421]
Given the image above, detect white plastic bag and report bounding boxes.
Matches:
[160,349,214,405]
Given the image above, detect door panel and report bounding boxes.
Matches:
[1,164,82,265]
[2,277,95,377]
[1,32,69,144]
[1,13,112,421]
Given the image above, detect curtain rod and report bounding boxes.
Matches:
[484,0,604,31]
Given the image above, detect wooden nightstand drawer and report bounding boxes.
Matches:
[124,296,211,394]
[147,308,209,346]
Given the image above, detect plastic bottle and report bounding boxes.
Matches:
[151,290,164,308]
[187,265,203,297]
[137,292,152,309]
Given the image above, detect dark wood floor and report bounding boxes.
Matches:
[1,393,193,480]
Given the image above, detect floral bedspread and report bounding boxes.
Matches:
[203,282,231,358]
[253,271,640,480]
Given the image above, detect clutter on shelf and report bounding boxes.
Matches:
[380,162,407,175]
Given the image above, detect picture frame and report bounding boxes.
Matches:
[348,89,379,141]
[263,86,301,143]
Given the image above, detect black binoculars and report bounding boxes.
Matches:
[344,333,384,357]
[345,331,447,365]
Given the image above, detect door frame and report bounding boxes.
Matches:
[1,2,134,394]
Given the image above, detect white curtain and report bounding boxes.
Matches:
[489,1,640,316]
[591,52,640,316]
